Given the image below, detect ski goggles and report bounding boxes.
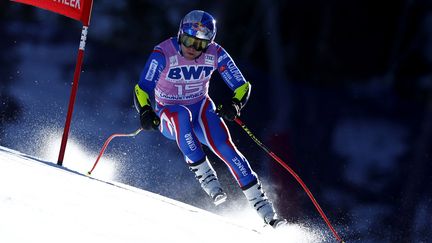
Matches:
[180,34,210,51]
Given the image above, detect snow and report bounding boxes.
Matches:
[0,146,326,243]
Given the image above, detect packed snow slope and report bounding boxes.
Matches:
[0,146,327,243]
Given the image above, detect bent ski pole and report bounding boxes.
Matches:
[233,118,344,243]
[87,128,143,175]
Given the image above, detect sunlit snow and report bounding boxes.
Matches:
[0,146,328,243]
[37,127,118,181]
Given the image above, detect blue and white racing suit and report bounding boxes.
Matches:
[137,37,257,189]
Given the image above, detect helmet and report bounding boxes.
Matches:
[178,10,217,42]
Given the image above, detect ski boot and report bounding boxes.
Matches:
[190,158,227,205]
[243,181,287,228]
[268,218,288,228]
[211,188,228,206]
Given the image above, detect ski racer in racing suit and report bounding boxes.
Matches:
[133,10,287,228]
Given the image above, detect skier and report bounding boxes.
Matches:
[134,10,287,228]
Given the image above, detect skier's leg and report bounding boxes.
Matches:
[189,157,227,205]
[157,103,226,204]
[195,98,286,226]
[242,181,287,227]
[194,97,258,188]
[157,104,205,163]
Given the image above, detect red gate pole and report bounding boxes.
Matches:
[10,0,94,166]
[233,118,344,242]
[57,26,89,166]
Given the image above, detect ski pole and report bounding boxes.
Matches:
[87,128,143,175]
[233,118,344,243]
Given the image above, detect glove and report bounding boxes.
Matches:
[140,106,160,130]
[216,100,241,121]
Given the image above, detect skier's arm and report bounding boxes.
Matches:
[216,46,251,120]
[134,48,165,130]
[134,48,165,109]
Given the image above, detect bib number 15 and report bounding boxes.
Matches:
[174,83,203,96]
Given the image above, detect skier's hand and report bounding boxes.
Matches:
[140,106,160,130]
[216,101,241,121]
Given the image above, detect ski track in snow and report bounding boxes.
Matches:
[0,146,329,243]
